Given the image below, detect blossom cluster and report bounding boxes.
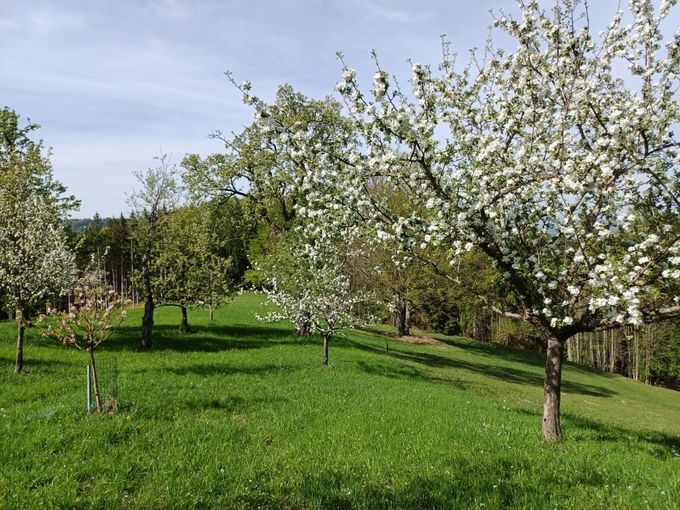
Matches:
[258,238,371,339]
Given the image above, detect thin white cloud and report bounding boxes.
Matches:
[151,0,191,19]
[343,0,428,23]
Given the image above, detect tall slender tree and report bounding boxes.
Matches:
[128,154,179,349]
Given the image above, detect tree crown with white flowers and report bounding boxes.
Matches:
[258,233,372,364]
[322,0,680,336]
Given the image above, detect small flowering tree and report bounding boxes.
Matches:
[259,238,371,366]
[240,0,680,440]
[42,261,128,412]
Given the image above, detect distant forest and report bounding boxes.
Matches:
[68,215,113,233]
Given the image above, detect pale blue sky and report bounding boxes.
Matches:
[1,1,676,217]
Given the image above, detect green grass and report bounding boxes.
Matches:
[1,293,679,509]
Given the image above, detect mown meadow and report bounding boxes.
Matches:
[1,293,679,509]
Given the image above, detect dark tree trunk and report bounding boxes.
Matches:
[396,300,410,337]
[209,308,214,321]
[180,305,190,333]
[140,256,154,349]
[543,334,564,441]
[322,333,331,366]
[15,323,25,374]
[469,310,492,342]
[14,308,29,374]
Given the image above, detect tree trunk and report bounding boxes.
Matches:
[396,300,410,336]
[180,305,190,333]
[140,256,154,349]
[632,329,638,381]
[542,334,564,441]
[610,330,616,373]
[14,308,30,374]
[209,307,214,321]
[15,322,25,374]
[322,333,331,366]
[89,348,102,412]
[471,310,491,342]
[566,336,572,361]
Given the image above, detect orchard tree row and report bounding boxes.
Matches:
[2,0,679,441]
[0,109,255,375]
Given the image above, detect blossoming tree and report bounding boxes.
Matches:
[0,190,76,373]
[0,110,77,373]
[182,83,353,231]
[242,0,680,440]
[259,236,370,366]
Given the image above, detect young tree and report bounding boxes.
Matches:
[259,236,370,366]
[42,260,128,412]
[241,1,680,440]
[128,154,179,349]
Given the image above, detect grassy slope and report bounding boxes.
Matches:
[0,293,678,509]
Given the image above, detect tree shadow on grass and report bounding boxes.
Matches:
[435,333,545,361]
[434,333,625,380]
[182,394,286,414]
[0,355,74,372]
[363,326,553,373]
[135,362,300,378]
[345,339,616,398]
[106,323,315,353]
[366,327,625,383]
[512,406,680,455]
[355,359,474,391]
